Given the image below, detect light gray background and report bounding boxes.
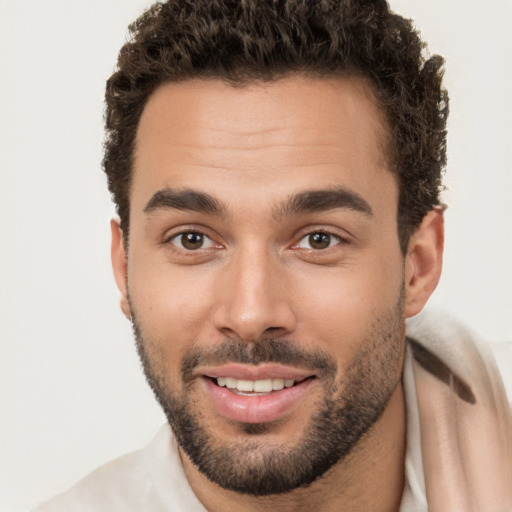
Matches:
[1,1,511,510]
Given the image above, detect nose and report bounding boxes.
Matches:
[213,245,297,342]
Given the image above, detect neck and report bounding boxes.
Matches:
[181,383,406,512]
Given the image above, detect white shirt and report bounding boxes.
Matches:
[33,313,512,512]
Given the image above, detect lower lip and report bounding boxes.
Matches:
[202,377,314,424]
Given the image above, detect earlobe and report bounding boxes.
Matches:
[404,207,444,318]
[110,218,131,320]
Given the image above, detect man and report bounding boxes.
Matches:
[33,1,512,511]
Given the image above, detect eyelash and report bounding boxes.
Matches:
[164,229,219,252]
[293,229,349,251]
[163,227,349,256]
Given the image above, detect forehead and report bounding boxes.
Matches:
[132,75,396,216]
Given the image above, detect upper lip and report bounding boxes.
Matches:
[195,363,315,381]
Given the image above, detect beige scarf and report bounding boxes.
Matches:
[403,313,512,512]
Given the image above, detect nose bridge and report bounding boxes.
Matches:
[213,241,295,341]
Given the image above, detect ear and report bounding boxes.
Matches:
[404,207,444,318]
[110,217,131,320]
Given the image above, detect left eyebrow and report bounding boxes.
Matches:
[143,188,227,218]
[274,188,374,221]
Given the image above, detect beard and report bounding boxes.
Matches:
[130,294,405,496]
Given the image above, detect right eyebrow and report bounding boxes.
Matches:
[143,188,228,218]
[273,187,374,221]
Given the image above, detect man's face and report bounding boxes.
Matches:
[120,76,408,494]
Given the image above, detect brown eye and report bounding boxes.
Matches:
[169,231,215,251]
[309,233,331,249]
[181,232,204,250]
[297,231,340,250]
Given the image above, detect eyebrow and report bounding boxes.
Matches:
[144,188,227,217]
[274,188,373,220]
[143,186,373,220]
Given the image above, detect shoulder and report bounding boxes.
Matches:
[31,427,172,512]
[32,448,152,512]
[406,310,512,407]
[31,424,206,512]
[489,341,512,407]
[403,311,512,510]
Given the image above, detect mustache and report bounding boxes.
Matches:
[181,338,337,384]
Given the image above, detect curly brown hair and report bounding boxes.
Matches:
[104,0,448,252]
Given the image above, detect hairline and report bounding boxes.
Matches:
[122,71,400,244]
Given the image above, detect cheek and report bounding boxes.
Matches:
[128,257,218,363]
[291,251,404,353]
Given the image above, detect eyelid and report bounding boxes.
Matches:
[296,231,342,250]
[162,225,223,252]
[169,231,216,250]
[290,226,351,250]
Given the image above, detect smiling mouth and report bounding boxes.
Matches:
[200,369,317,423]
[207,376,314,396]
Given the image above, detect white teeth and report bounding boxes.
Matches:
[215,377,297,392]
[272,378,284,390]
[225,377,237,389]
[237,380,254,392]
[253,379,273,392]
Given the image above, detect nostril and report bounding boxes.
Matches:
[213,301,297,342]
[264,326,286,336]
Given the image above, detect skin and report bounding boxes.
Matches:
[111,76,444,512]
